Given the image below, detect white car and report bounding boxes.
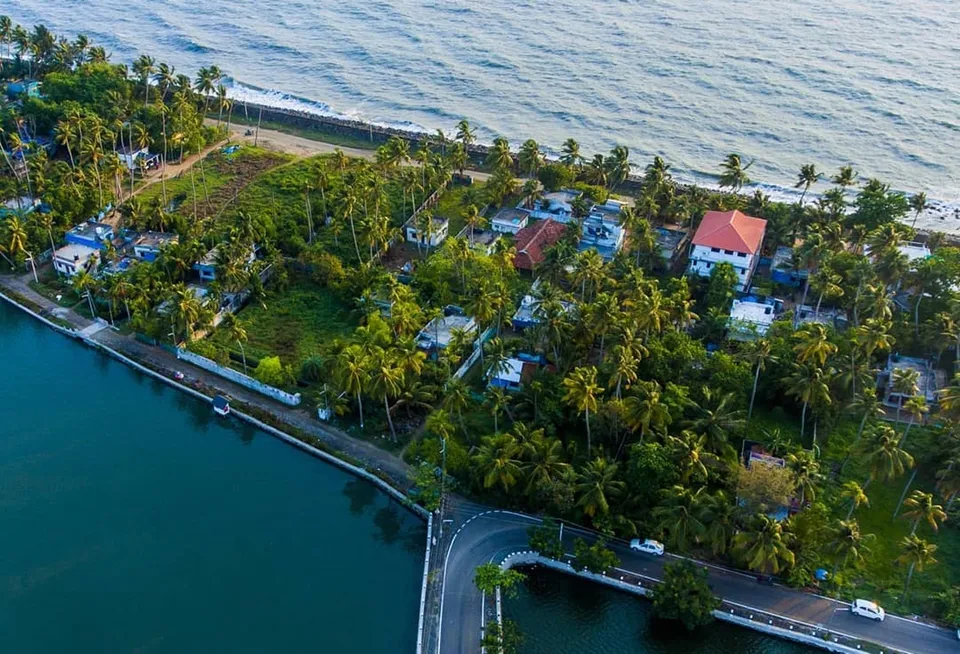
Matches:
[851,599,885,622]
[629,538,665,556]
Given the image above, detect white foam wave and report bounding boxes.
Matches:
[222,78,430,135]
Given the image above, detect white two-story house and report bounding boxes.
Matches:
[687,210,767,292]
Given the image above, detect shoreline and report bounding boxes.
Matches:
[227,98,960,237]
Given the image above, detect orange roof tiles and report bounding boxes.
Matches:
[514,219,567,271]
[692,210,767,254]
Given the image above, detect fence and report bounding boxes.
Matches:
[176,348,302,406]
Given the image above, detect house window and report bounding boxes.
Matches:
[724,249,734,255]
[711,247,720,253]
[705,262,712,269]
[737,252,746,258]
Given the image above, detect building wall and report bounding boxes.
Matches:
[491,219,527,235]
[176,348,302,406]
[687,244,759,291]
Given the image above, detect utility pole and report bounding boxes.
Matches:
[254,105,263,147]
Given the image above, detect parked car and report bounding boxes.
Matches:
[629,538,665,556]
[851,599,885,622]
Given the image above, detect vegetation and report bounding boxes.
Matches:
[651,560,721,630]
[474,563,526,597]
[6,18,960,626]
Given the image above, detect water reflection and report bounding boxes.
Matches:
[342,479,377,515]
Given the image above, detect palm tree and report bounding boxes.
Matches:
[795,164,822,206]
[561,138,583,169]
[132,54,156,107]
[654,485,707,551]
[718,154,754,193]
[744,339,775,420]
[785,363,831,444]
[701,491,737,556]
[733,514,795,574]
[909,192,928,228]
[832,166,858,189]
[685,388,744,452]
[336,345,369,430]
[897,534,937,601]
[891,368,921,424]
[841,481,870,520]
[563,366,601,453]
[369,347,405,441]
[898,395,928,448]
[473,432,522,493]
[667,431,714,484]
[518,139,543,177]
[901,491,946,535]
[860,425,914,486]
[829,519,873,576]
[606,145,631,189]
[487,137,513,172]
[221,312,249,374]
[786,449,820,504]
[455,119,475,149]
[576,457,625,519]
[484,386,511,434]
[622,381,670,441]
[794,324,837,366]
[521,431,571,494]
[442,378,472,436]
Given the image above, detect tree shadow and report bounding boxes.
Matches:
[342,479,377,515]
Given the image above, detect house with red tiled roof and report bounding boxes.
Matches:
[687,210,767,291]
[513,219,567,271]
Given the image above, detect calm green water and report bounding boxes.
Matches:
[508,568,815,654]
[0,304,425,653]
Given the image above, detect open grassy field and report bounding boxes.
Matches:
[137,147,291,221]
[211,272,356,369]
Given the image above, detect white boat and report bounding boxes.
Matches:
[213,395,231,417]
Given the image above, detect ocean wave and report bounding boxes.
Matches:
[222,79,430,133]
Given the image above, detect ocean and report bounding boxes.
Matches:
[6,0,960,229]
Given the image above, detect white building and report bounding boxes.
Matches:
[528,189,581,223]
[490,208,530,235]
[578,214,625,261]
[116,146,160,172]
[687,210,767,292]
[416,314,476,351]
[727,298,778,341]
[406,216,449,248]
[53,243,99,277]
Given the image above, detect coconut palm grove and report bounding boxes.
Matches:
[4,19,960,634]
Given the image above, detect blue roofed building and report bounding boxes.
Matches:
[65,221,114,251]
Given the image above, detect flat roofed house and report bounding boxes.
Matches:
[880,354,944,409]
[416,314,477,352]
[578,214,625,261]
[488,357,538,392]
[490,208,530,235]
[406,215,449,248]
[65,221,114,251]
[528,189,581,224]
[727,298,778,341]
[132,231,179,262]
[53,243,99,277]
[687,210,767,291]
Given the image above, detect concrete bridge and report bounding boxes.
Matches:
[417,500,958,654]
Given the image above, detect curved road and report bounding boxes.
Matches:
[437,507,958,654]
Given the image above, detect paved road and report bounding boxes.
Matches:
[437,508,959,654]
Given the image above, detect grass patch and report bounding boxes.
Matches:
[210,272,356,369]
[433,183,488,236]
[230,115,380,151]
[137,147,290,221]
